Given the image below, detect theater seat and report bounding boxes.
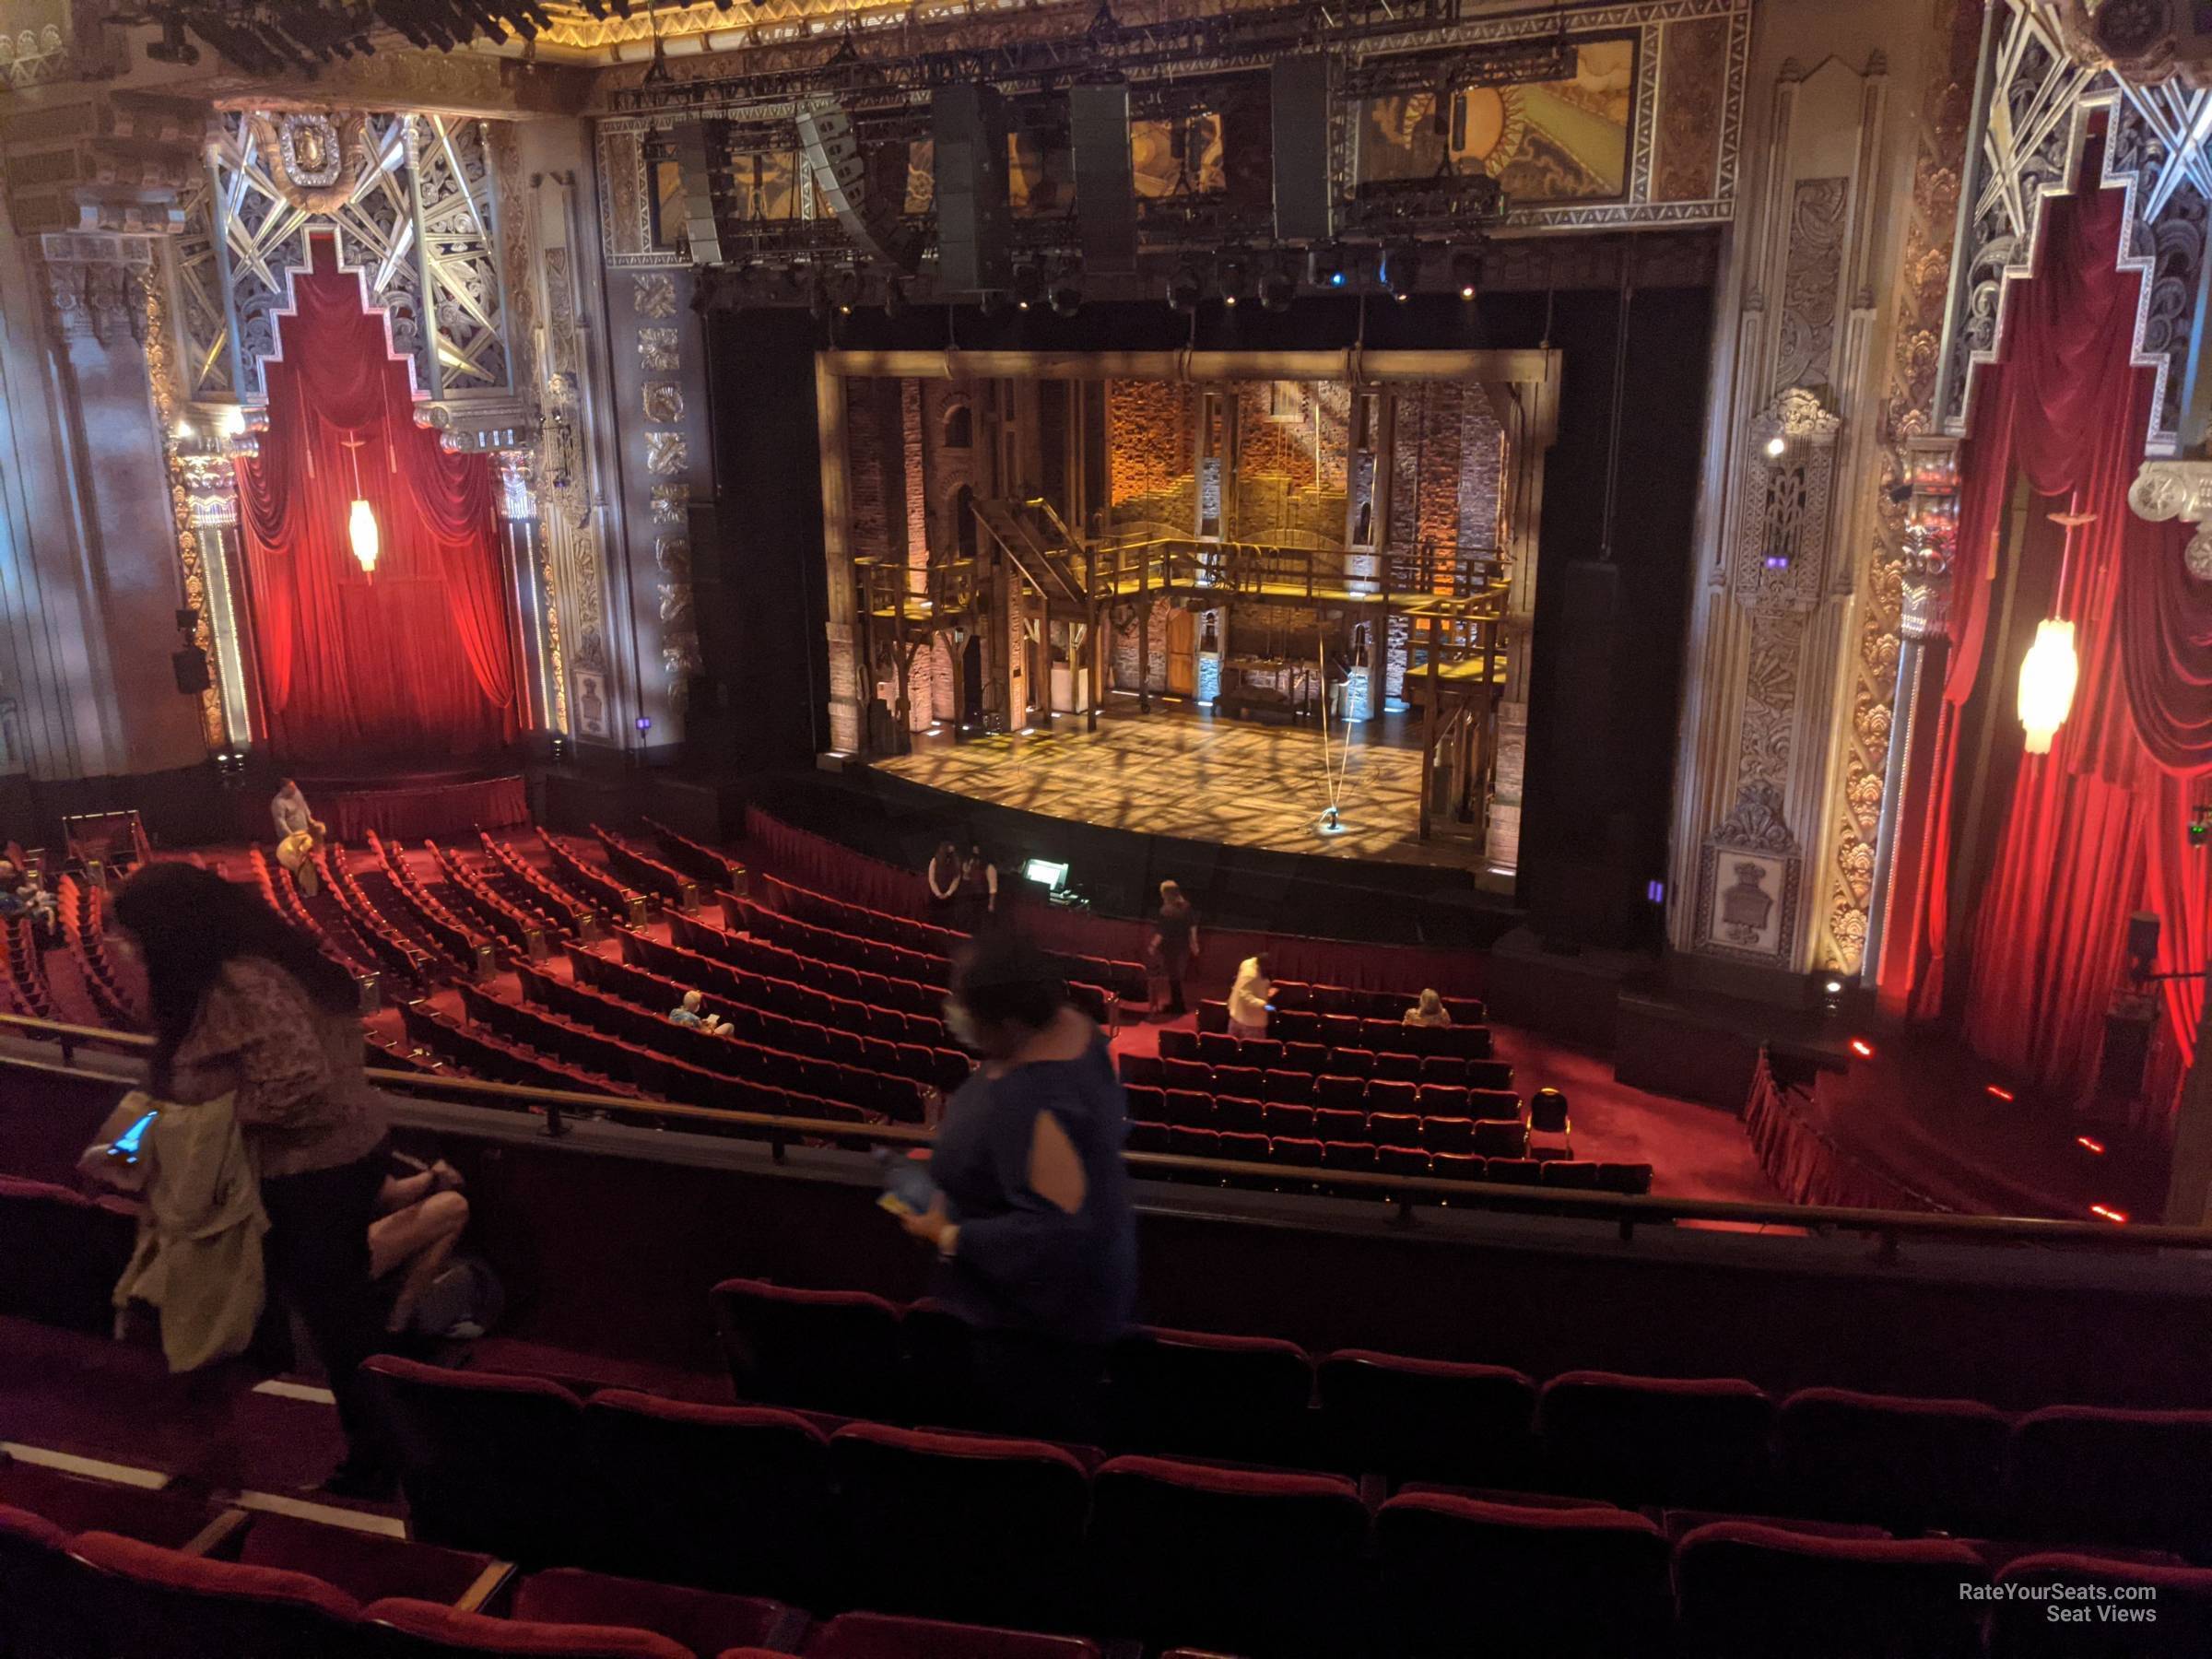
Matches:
[1312,1106,1366,1143]
[1,1503,101,1658]
[1421,1116,1475,1154]
[1538,1372,1775,1510]
[1673,1522,1987,1659]
[1263,1102,1315,1139]
[236,1510,500,1609]
[0,1175,137,1333]
[1212,1095,1264,1133]
[1088,1456,1368,1657]
[581,1392,833,1600]
[1538,1159,1599,1189]
[2008,1406,2212,1557]
[512,1568,801,1656]
[1163,1088,1213,1127]
[1127,1121,1170,1154]
[1472,1120,1528,1159]
[0,1454,218,1547]
[1318,1349,1538,1487]
[1373,1493,1671,1658]
[1466,1088,1521,1122]
[1486,1157,1540,1184]
[709,1278,907,1420]
[1989,1554,2212,1658]
[830,1423,1089,1630]
[1312,1075,1366,1111]
[1376,1146,1430,1180]
[1109,1327,1315,1465]
[1528,1087,1571,1135]
[71,1529,364,1659]
[1595,1162,1654,1194]
[362,1596,692,1658]
[1431,1152,1487,1183]
[1775,1387,2010,1535]
[795,1611,1102,1658]
[364,1357,592,1564]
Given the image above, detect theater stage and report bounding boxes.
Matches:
[871,700,1498,880]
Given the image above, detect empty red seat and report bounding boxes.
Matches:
[1159,1026,1201,1059]
[1595,1161,1654,1194]
[1529,1087,1571,1134]
[0,1455,216,1547]
[709,1278,906,1420]
[1989,1554,2212,1658]
[1312,1075,1366,1110]
[2008,1406,2212,1556]
[1212,1065,1264,1100]
[1109,1327,1315,1465]
[1217,1129,1270,1169]
[1196,1032,1239,1065]
[1127,1121,1170,1154]
[1168,1125,1219,1161]
[364,1357,590,1564]
[1539,1159,1599,1189]
[1163,1088,1213,1127]
[1466,1088,1521,1121]
[233,1510,495,1610]
[1160,1057,1212,1092]
[1262,1070,1312,1104]
[515,1568,797,1654]
[1418,1055,1466,1085]
[1,1503,100,1657]
[1319,1349,1537,1486]
[362,1594,693,1658]
[1368,1111,1421,1148]
[830,1424,1089,1630]
[1195,1001,1230,1033]
[1263,1101,1315,1138]
[1213,1095,1265,1133]
[794,1611,1102,1658]
[1366,1078,1418,1115]
[1120,1053,1164,1088]
[1321,1140,1377,1179]
[1673,1522,1987,1659]
[1539,1371,1775,1510]
[0,1175,136,1333]
[1374,1494,1670,1658]
[1421,1115,1475,1153]
[581,1391,833,1600]
[1312,1105,1366,1142]
[1371,1051,1420,1083]
[1376,1145,1430,1179]
[1281,1040,1328,1074]
[1432,1151,1488,1182]
[1241,1038,1285,1070]
[1124,1084,1165,1121]
[71,1530,363,1659]
[1418,1083,1471,1118]
[1473,1120,1528,1158]
[1775,1387,2009,1535]
[1088,1456,1367,1657]
[1270,1135,1324,1170]
[1330,1045,1374,1077]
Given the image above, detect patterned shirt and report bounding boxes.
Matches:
[168,957,387,1180]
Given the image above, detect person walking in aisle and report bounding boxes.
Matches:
[1148,880,1200,1018]
[1228,951,1275,1040]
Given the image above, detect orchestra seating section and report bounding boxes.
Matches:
[0,819,1658,1193]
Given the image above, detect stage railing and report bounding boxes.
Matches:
[6,1010,2206,1257]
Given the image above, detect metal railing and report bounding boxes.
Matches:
[5,1011,2207,1257]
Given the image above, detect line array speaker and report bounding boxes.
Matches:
[1271,55,1334,242]
[933,84,1012,291]
[1068,81,1137,276]
[672,119,724,268]
[796,98,918,273]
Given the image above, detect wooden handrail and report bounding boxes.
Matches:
[6,1011,2208,1253]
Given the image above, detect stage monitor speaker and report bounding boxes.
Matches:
[797,97,919,273]
[672,119,724,268]
[1271,55,1334,242]
[1069,81,1137,275]
[933,84,1011,291]
[171,645,210,695]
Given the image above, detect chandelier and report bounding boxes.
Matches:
[2018,504,2093,756]
[340,436,379,578]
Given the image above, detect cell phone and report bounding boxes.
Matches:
[108,1110,158,1166]
[875,1150,940,1219]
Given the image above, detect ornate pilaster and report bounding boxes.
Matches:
[172,444,253,750]
[2129,462,2212,578]
[491,446,569,738]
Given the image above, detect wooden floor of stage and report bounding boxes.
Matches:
[873,700,1500,878]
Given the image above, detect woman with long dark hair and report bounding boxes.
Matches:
[113,860,394,1494]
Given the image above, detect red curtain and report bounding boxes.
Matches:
[235,245,516,761]
[1907,175,2208,1109]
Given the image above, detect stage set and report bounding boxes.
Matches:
[13,0,2212,1232]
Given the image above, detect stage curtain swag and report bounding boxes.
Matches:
[1903,170,2209,1113]
[235,245,517,760]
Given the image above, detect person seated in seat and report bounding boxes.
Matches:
[371,1154,469,1336]
[1228,951,1275,1040]
[894,933,1138,1441]
[1403,988,1453,1029]
[666,989,727,1036]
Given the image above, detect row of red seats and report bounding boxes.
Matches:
[1196,998,1494,1063]
[665,914,946,1025]
[643,816,743,889]
[594,825,700,912]
[399,1000,634,1100]
[0,1451,1182,1659]
[366,832,495,977]
[426,841,546,957]
[359,1335,2212,1659]
[1266,978,1486,1025]
[755,873,1150,1007]
[320,845,435,988]
[735,900,953,995]
[0,918,54,1021]
[1137,1045,1517,1105]
[477,831,591,935]
[248,848,377,983]
[541,830,646,925]
[1137,1124,1648,1198]
[492,974,886,1132]
[564,948,968,1095]
[55,875,137,1030]
[500,971,926,1122]
[710,1281,2212,1562]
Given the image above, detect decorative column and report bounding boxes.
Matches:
[493,448,566,738]
[174,443,253,750]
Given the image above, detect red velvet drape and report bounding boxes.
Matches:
[1907,178,2207,1110]
[235,248,516,761]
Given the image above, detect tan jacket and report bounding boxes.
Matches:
[112,1091,268,1373]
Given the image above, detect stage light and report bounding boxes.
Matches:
[1848,1038,1875,1059]
[1047,269,1082,318]
[1309,244,1347,289]
[347,498,380,577]
[1166,260,1205,314]
[2018,617,2078,756]
[1012,263,1044,312]
[1258,253,1297,312]
[2089,1204,2128,1223]
[823,265,859,316]
[637,716,653,735]
[2077,1135,2107,1154]
[1382,241,1420,300]
[1217,251,1254,309]
[1451,248,1481,300]
[1645,879,1665,904]
[1986,1085,2016,1102]
[1764,434,1787,458]
[1823,978,1844,995]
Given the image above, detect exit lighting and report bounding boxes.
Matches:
[1848,1038,1875,1059]
[2077,1135,2106,1155]
[2089,1204,2128,1223]
[1986,1085,2015,1102]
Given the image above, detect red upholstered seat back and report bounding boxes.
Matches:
[362,1595,693,1658]
[70,1528,363,1659]
[1672,1522,1988,1659]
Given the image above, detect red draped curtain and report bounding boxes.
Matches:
[1906,172,2210,1112]
[235,243,517,761]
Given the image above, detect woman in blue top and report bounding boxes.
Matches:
[898,934,1137,1437]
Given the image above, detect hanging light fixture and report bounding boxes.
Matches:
[2018,502,2093,755]
[341,435,378,578]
